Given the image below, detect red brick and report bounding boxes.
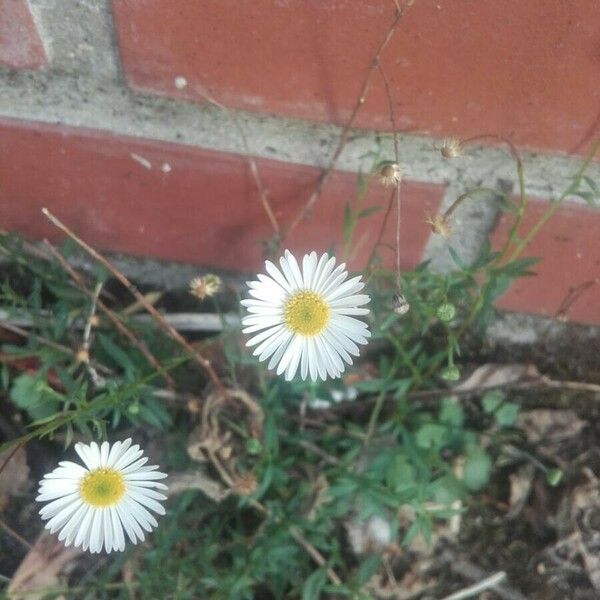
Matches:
[112,0,600,156]
[491,200,600,325]
[0,119,442,273]
[0,0,46,69]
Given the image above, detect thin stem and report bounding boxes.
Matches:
[43,241,176,389]
[507,136,600,263]
[0,517,32,550]
[196,90,280,237]
[283,0,414,242]
[41,209,226,397]
[289,526,342,586]
[441,571,507,600]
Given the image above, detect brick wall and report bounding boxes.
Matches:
[0,0,599,324]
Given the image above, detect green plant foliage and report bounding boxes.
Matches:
[0,140,598,598]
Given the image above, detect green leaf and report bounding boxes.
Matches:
[302,569,327,600]
[416,423,446,449]
[385,453,416,493]
[10,373,61,420]
[448,246,467,271]
[439,399,464,427]
[354,555,381,586]
[463,448,492,491]
[482,390,504,413]
[494,402,519,427]
[343,202,355,244]
[583,175,599,194]
[98,334,136,373]
[358,206,382,219]
[501,257,540,277]
[546,468,563,486]
[430,474,464,504]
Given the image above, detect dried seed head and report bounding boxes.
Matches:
[376,161,403,187]
[393,293,410,316]
[425,213,453,238]
[232,473,258,496]
[190,274,221,300]
[75,348,90,364]
[440,138,464,159]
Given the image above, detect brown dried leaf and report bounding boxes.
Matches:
[579,537,600,591]
[454,363,541,392]
[507,464,535,519]
[517,409,586,444]
[167,470,230,502]
[0,446,30,511]
[8,530,82,599]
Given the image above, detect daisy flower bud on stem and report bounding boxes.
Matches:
[375,161,404,187]
[439,137,464,159]
[189,274,221,300]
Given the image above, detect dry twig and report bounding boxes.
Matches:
[284,0,414,241]
[43,241,176,389]
[41,209,224,396]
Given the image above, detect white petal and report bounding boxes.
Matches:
[74,443,97,471]
[45,499,83,533]
[116,503,143,544]
[265,260,292,293]
[124,470,168,481]
[59,503,89,546]
[312,255,336,293]
[120,457,149,474]
[122,496,158,531]
[127,490,166,515]
[110,507,126,552]
[325,276,364,302]
[100,441,110,466]
[329,294,371,308]
[74,505,95,549]
[39,492,80,519]
[246,324,285,348]
[302,252,317,288]
[89,509,103,553]
[282,250,304,289]
[113,445,143,471]
[276,335,302,378]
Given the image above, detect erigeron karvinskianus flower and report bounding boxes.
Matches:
[439,137,464,159]
[376,161,403,187]
[36,439,167,553]
[425,213,453,238]
[189,274,221,300]
[242,250,371,381]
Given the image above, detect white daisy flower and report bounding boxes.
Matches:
[36,438,168,554]
[241,250,371,381]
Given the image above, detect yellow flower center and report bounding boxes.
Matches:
[284,291,329,336]
[79,468,126,508]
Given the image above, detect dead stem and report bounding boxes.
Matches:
[41,209,225,397]
[0,442,23,476]
[196,89,280,238]
[43,241,176,389]
[555,280,597,322]
[289,526,342,586]
[80,281,103,386]
[0,322,111,376]
[376,60,404,292]
[283,0,415,242]
[0,517,32,551]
